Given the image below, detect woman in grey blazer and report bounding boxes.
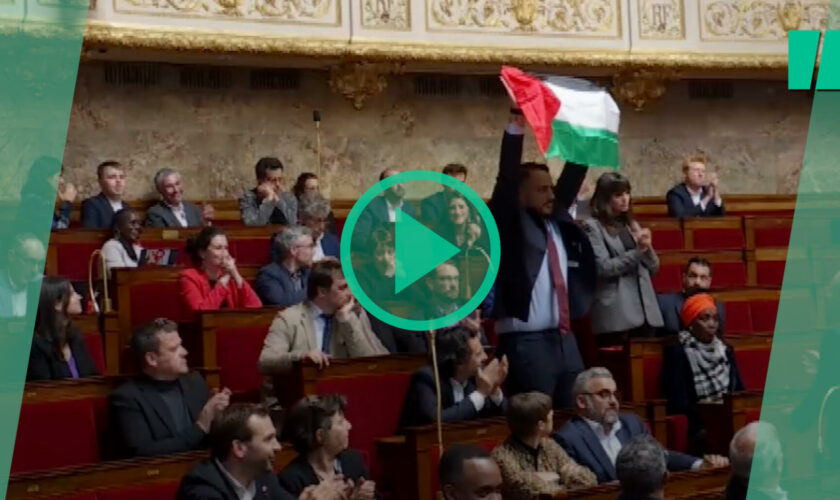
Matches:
[582,173,663,339]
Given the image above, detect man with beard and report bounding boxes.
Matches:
[553,368,726,483]
[657,257,726,337]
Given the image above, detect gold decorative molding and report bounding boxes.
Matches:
[639,0,684,40]
[699,0,827,41]
[328,62,403,109]
[426,0,621,38]
[611,68,674,111]
[361,0,410,30]
[113,0,341,25]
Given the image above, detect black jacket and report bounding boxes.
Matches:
[367,314,428,354]
[489,131,596,323]
[110,372,210,458]
[81,192,123,229]
[178,459,294,500]
[666,183,725,218]
[399,365,505,429]
[26,326,99,381]
[278,450,372,497]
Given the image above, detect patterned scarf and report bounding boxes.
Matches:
[678,330,730,403]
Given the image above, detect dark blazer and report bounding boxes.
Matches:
[399,365,505,429]
[554,413,698,484]
[81,192,123,229]
[352,196,418,250]
[367,313,428,354]
[26,327,100,381]
[255,262,310,307]
[666,183,725,218]
[661,342,745,437]
[320,232,340,259]
[489,131,597,323]
[723,478,776,500]
[420,191,449,227]
[657,293,726,337]
[145,200,204,228]
[278,450,372,497]
[178,459,294,500]
[110,371,209,458]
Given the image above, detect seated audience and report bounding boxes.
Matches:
[583,172,663,339]
[0,234,45,318]
[662,293,744,453]
[240,157,297,226]
[258,260,387,374]
[554,368,724,484]
[294,173,337,234]
[421,163,468,226]
[666,155,725,218]
[146,167,214,228]
[17,156,76,231]
[299,193,339,262]
[657,257,725,337]
[257,226,314,307]
[440,443,503,500]
[492,392,597,499]
[615,435,668,500]
[437,194,491,299]
[27,277,98,381]
[725,422,785,500]
[111,318,232,457]
[353,169,416,249]
[278,395,376,499]
[399,326,507,429]
[101,207,144,272]
[421,262,486,344]
[81,160,127,229]
[179,226,262,313]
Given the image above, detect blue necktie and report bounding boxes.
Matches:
[320,313,333,353]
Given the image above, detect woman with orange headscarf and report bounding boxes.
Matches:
[661,293,744,454]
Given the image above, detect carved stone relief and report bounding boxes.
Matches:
[113,0,340,24]
[328,62,403,109]
[639,0,684,39]
[611,68,674,111]
[699,0,827,41]
[427,0,621,37]
[361,0,410,29]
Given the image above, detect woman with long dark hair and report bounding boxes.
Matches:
[293,173,337,235]
[27,277,99,380]
[179,226,262,312]
[582,172,663,340]
[101,207,144,272]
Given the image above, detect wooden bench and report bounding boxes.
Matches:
[654,250,747,293]
[744,216,793,250]
[698,391,763,456]
[543,466,731,499]
[682,217,745,251]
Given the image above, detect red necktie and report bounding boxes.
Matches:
[545,227,571,335]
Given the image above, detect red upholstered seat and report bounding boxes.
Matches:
[97,482,180,500]
[651,228,683,251]
[643,353,663,400]
[228,238,271,267]
[734,348,770,391]
[55,242,102,281]
[754,227,791,248]
[82,331,106,374]
[710,262,748,288]
[745,409,761,424]
[749,300,779,333]
[316,373,414,483]
[129,281,189,327]
[217,325,268,400]
[692,229,745,250]
[756,261,786,287]
[723,301,753,335]
[667,414,689,453]
[11,399,102,473]
[651,264,682,293]
[39,495,97,500]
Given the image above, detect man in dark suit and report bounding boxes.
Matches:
[724,422,784,500]
[399,326,506,429]
[666,155,725,218]
[420,163,468,227]
[352,168,418,250]
[554,368,725,484]
[615,435,668,500]
[145,167,212,228]
[657,257,725,337]
[489,110,597,409]
[256,226,314,307]
[110,318,232,458]
[298,193,339,262]
[177,403,294,500]
[81,160,127,229]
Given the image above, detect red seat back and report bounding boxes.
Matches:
[650,227,683,251]
[97,482,180,500]
[228,237,271,267]
[723,301,753,335]
[710,262,747,288]
[643,353,663,400]
[217,325,268,400]
[54,242,103,281]
[129,281,188,327]
[667,414,689,453]
[750,300,779,333]
[734,348,770,391]
[82,331,106,375]
[692,228,745,250]
[754,227,791,248]
[651,264,682,293]
[756,261,786,287]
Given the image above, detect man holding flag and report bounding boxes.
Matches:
[490,66,619,409]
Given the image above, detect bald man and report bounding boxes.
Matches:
[0,234,46,317]
[725,422,785,500]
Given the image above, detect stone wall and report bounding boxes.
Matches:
[59,62,810,201]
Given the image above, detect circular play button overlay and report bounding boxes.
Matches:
[340,170,500,332]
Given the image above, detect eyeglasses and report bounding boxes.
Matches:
[583,389,621,401]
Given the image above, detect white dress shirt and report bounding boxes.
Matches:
[309,302,328,352]
[582,416,624,466]
[386,199,404,223]
[312,233,326,263]
[215,459,256,500]
[10,288,26,317]
[168,202,188,227]
[450,378,504,412]
[108,199,125,213]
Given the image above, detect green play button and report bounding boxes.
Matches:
[394,208,461,294]
[341,170,501,331]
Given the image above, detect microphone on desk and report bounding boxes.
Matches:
[313,110,322,179]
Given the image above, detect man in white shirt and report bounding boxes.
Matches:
[352,169,418,252]
[146,167,214,228]
[554,368,727,484]
[0,234,45,317]
[666,155,725,218]
[399,326,508,429]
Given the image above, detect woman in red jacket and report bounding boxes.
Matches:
[179,226,262,312]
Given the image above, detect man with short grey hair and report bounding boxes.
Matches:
[615,435,668,500]
[0,234,45,317]
[256,226,314,307]
[725,422,785,500]
[299,193,339,262]
[146,168,213,228]
[554,367,726,483]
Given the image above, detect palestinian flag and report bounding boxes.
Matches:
[500,66,620,168]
